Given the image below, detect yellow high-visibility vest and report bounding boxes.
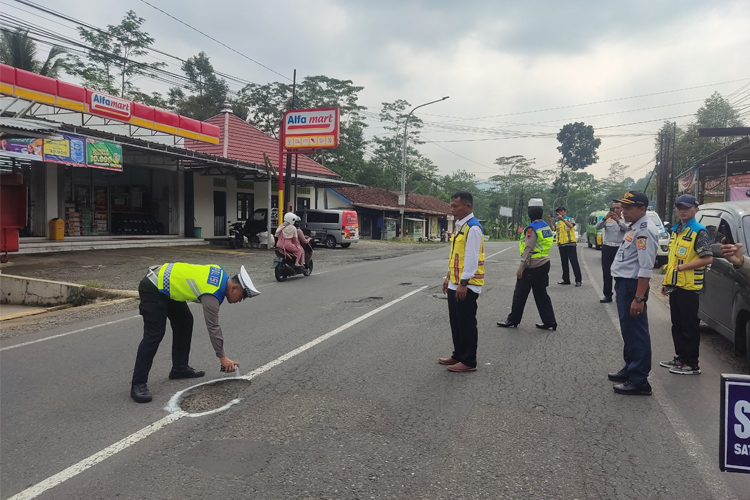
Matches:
[157,263,228,303]
[662,221,706,291]
[555,217,577,245]
[449,218,485,286]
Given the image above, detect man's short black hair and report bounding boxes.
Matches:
[555,206,566,212]
[451,191,473,205]
[528,206,543,220]
[229,275,248,298]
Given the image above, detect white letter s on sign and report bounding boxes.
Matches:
[735,400,750,439]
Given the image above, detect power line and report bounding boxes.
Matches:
[138,0,292,82]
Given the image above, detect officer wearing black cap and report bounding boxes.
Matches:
[606,191,658,395]
[549,206,582,286]
[130,263,260,403]
[659,194,712,375]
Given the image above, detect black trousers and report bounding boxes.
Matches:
[131,277,194,385]
[601,245,618,297]
[507,261,556,325]
[558,245,582,283]
[447,288,479,368]
[669,287,701,366]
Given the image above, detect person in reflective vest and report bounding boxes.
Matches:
[131,263,260,403]
[440,191,484,373]
[498,199,557,330]
[659,194,712,375]
[549,206,582,286]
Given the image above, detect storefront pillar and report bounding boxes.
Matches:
[45,162,59,235]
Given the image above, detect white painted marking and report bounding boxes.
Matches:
[12,286,429,499]
[580,250,733,500]
[0,316,140,352]
[485,246,514,260]
[7,411,186,500]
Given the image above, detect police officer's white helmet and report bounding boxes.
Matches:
[528,198,544,207]
[283,212,299,224]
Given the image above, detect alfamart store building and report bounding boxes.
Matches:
[0,64,348,253]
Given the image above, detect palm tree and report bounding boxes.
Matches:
[0,28,66,78]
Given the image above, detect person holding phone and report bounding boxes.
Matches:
[658,194,712,375]
[548,207,582,286]
[595,201,629,302]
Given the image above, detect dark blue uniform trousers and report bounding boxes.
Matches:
[615,278,651,386]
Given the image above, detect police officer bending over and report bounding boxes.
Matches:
[497,198,557,330]
[606,191,658,396]
[131,263,260,403]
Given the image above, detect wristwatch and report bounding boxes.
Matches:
[459,279,469,286]
[634,296,646,303]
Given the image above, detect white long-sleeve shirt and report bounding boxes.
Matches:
[447,212,483,294]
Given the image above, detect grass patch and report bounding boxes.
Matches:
[78,280,107,289]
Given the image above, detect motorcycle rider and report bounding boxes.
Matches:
[275,212,306,267]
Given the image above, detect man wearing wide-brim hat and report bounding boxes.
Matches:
[606,191,658,396]
[130,263,260,403]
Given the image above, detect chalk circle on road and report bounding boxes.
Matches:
[166,378,252,417]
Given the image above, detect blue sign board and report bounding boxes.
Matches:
[720,374,750,473]
[43,133,86,167]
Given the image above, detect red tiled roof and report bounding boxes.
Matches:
[333,186,451,215]
[185,113,339,178]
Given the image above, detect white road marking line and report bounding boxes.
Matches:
[10,286,429,500]
[7,411,187,500]
[0,316,140,352]
[580,250,733,500]
[485,246,514,259]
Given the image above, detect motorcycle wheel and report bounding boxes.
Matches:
[303,260,313,276]
[274,265,287,282]
[229,238,239,249]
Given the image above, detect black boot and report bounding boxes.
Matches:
[168,366,206,380]
[131,383,152,403]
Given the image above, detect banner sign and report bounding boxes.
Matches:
[86,138,122,171]
[728,174,750,188]
[0,137,43,160]
[720,374,750,474]
[43,134,86,166]
[678,169,696,192]
[283,107,339,150]
[89,91,132,121]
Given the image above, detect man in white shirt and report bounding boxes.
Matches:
[440,192,485,373]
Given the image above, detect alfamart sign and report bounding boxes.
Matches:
[89,92,132,121]
[282,107,339,150]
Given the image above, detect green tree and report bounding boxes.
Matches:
[168,52,246,121]
[64,10,166,103]
[556,122,601,172]
[239,76,368,181]
[0,28,66,78]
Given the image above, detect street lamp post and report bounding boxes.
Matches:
[400,96,449,239]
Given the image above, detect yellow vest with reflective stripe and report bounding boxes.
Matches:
[555,217,577,244]
[662,225,705,291]
[449,219,485,286]
[157,263,228,303]
[519,221,554,258]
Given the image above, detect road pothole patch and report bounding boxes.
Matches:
[344,296,383,303]
[179,379,252,414]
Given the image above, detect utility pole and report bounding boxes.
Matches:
[284,70,296,215]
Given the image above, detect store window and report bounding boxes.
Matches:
[297,197,310,211]
[237,192,254,221]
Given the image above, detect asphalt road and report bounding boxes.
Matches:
[1,243,749,499]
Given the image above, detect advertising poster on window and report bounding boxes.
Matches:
[0,138,43,160]
[86,139,123,171]
[43,134,86,166]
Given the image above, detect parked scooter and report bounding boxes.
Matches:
[227,221,247,249]
[273,241,313,282]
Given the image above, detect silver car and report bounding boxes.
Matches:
[646,209,671,266]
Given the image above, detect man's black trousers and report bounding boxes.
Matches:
[669,287,701,367]
[507,261,556,325]
[601,245,618,298]
[558,245,582,283]
[447,288,478,368]
[132,277,194,385]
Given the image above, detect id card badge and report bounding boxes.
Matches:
[617,247,625,262]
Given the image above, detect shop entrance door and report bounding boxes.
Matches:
[214,191,226,236]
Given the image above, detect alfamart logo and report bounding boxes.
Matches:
[90,92,132,120]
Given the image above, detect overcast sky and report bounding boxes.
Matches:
[11,0,750,181]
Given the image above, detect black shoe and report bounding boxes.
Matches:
[557,281,571,285]
[613,380,652,395]
[575,282,582,287]
[168,366,206,380]
[497,320,518,328]
[131,383,152,403]
[607,368,628,382]
[535,323,557,331]
[600,296,613,303]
